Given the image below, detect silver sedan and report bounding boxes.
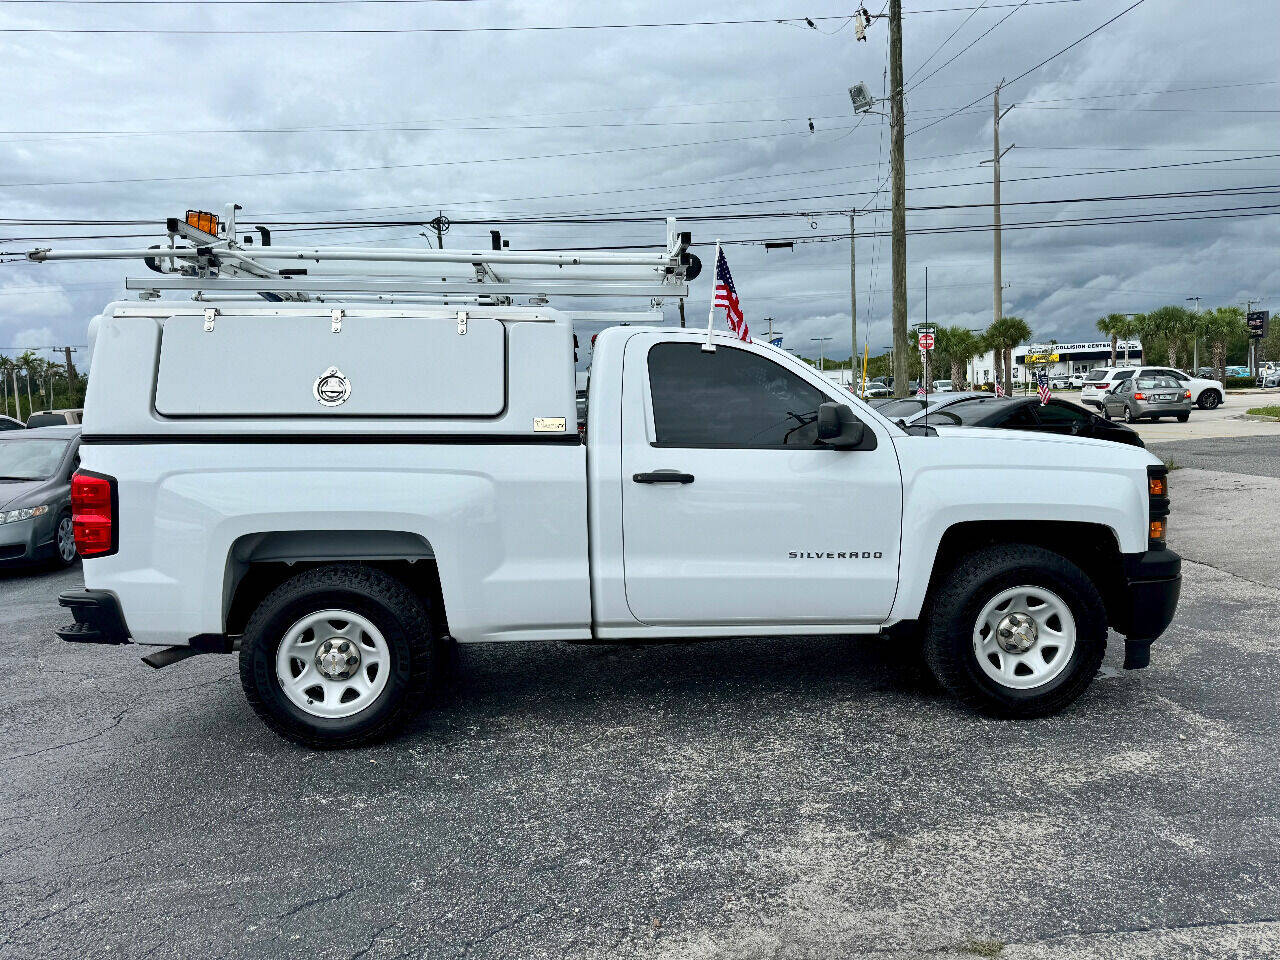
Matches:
[1100,376,1192,423]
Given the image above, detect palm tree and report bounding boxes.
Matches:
[1139,305,1194,368]
[16,350,40,420]
[1201,306,1246,384]
[986,315,1032,395]
[1097,314,1131,366]
[0,356,12,419]
[934,326,980,388]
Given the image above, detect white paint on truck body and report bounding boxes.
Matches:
[78,303,1161,648]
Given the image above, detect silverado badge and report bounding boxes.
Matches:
[313,367,351,407]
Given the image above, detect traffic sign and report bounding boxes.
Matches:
[918,332,935,350]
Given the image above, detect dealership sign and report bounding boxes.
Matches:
[1247,311,1269,340]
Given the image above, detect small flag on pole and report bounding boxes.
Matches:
[995,382,1006,398]
[1037,371,1052,405]
[713,247,750,342]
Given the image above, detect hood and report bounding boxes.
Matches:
[0,479,48,512]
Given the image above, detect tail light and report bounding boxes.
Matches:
[71,470,118,558]
[1183,390,1191,399]
[1133,392,1146,400]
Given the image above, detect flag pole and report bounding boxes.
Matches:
[702,240,721,353]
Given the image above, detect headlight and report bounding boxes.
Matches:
[1,505,49,524]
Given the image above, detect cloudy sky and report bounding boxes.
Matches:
[0,0,1277,365]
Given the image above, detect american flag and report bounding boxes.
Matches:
[1037,371,1052,404]
[917,383,927,397]
[713,247,750,342]
[995,382,1006,397]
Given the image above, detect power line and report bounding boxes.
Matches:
[907,0,1030,94]
[0,3,1092,34]
[907,0,1148,138]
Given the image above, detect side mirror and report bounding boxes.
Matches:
[817,402,876,450]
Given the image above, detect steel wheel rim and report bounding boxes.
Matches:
[57,516,76,562]
[972,585,1077,691]
[275,609,391,719]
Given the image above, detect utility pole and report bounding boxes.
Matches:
[888,0,908,398]
[61,346,78,383]
[1185,296,1202,371]
[985,80,1015,333]
[849,213,857,372]
[678,299,687,328]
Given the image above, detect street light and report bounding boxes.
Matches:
[810,336,833,374]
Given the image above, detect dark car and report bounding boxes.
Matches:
[0,425,81,568]
[923,396,1144,448]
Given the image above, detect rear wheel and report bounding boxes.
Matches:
[239,564,437,748]
[1197,390,1221,410]
[923,544,1107,718]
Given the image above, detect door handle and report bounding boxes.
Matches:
[633,470,695,484]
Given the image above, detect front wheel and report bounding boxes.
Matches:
[1101,405,1113,421]
[1124,405,1137,423]
[1197,391,1221,410]
[239,564,438,748]
[923,544,1107,718]
[1177,412,1190,423]
[52,511,77,567]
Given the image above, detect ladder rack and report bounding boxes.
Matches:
[24,202,700,305]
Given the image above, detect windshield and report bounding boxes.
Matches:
[876,398,928,419]
[0,438,69,480]
[1085,370,1109,382]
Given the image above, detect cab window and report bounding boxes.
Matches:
[648,342,830,447]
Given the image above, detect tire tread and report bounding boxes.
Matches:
[239,564,435,748]
[923,544,1107,718]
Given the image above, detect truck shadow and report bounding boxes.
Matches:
[409,634,942,735]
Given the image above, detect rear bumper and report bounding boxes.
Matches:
[57,590,132,645]
[1114,549,1182,669]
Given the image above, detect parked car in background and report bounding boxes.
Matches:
[1082,366,1222,410]
[931,380,954,392]
[1100,376,1192,423]
[911,395,1145,448]
[26,408,83,428]
[1049,375,1072,390]
[0,415,24,431]
[877,391,986,424]
[1258,369,1280,389]
[1225,365,1250,379]
[860,383,892,400]
[0,425,80,568]
[1079,367,1137,408]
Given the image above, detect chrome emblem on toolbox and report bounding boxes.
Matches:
[313,366,351,406]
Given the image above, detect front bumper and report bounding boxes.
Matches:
[0,515,57,566]
[57,590,132,645]
[1113,549,1182,669]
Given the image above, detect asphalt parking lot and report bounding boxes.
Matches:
[3,437,1279,960]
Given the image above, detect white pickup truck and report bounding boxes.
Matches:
[59,301,1181,747]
